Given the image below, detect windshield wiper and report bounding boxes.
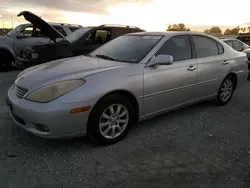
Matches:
[95,54,116,61]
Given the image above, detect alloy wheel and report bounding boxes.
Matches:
[220,79,233,102]
[99,104,129,139]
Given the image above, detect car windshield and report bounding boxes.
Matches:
[7,25,23,36]
[90,35,162,63]
[65,28,92,43]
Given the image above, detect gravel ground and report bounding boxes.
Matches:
[0,71,250,188]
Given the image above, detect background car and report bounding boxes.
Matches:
[237,33,250,45]
[16,24,145,69]
[0,11,82,71]
[222,38,250,79]
[221,38,249,52]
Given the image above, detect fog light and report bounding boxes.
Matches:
[34,124,50,132]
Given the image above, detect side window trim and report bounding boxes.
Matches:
[189,34,197,59]
[191,35,224,59]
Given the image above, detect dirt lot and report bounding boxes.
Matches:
[0,71,250,188]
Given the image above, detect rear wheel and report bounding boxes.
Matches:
[87,94,136,145]
[217,75,236,105]
[0,51,12,72]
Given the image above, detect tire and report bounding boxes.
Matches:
[0,51,12,72]
[87,94,136,145]
[217,75,236,106]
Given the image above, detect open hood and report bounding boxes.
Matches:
[17,11,67,42]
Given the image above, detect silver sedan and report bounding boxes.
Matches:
[7,31,249,144]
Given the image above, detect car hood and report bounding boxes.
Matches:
[15,56,127,89]
[17,11,67,42]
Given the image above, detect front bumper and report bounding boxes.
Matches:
[7,85,94,138]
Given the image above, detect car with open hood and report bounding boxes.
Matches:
[6,31,249,145]
[0,11,82,71]
[15,24,145,69]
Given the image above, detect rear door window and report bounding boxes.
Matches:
[192,35,223,58]
[233,40,243,51]
[225,40,233,48]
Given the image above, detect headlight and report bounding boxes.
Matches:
[31,52,39,59]
[26,79,85,103]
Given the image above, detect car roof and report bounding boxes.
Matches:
[126,31,211,36]
[18,23,77,27]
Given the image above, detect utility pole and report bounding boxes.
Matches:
[0,15,3,28]
[11,15,13,29]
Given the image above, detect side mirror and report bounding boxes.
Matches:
[84,38,93,45]
[150,55,174,67]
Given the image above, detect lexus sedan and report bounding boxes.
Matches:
[7,32,249,144]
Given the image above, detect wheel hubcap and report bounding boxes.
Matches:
[99,104,129,139]
[220,79,233,102]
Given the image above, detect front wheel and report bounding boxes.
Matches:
[87,94,136,145]
[217,75,236,105]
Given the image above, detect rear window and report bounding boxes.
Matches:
[53,26,67,36]
[69,27,81,32]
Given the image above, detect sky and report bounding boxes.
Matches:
[0,0,250,31]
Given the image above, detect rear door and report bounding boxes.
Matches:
[192,35,230,98]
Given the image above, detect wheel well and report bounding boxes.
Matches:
[0,49,14,61]
[227,73,237,89]
[93,90,139,120]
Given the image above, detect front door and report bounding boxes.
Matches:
[14,26,50,56]
[143,35,198,116]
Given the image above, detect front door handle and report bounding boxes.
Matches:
[187,65,197,71]
[222,60,230,65]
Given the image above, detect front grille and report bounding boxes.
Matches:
[15,85,28,98]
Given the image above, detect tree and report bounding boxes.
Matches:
[241,27,246,33]
[224,29,231,35]
[204,29,210,34]
[167,23,190,31]
[208,26,222,34]
[224,27,241,35]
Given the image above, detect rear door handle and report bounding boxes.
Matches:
[187,65,197,71]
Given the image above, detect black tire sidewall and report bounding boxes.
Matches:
[217,75,235,105]
[87,94,136,145]
[0,51,11,71]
